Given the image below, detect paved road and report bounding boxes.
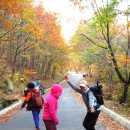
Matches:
[0,73,106,130]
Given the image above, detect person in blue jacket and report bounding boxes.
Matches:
[64,76,101,130]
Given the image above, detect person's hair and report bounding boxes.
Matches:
[83,74,86,77]
[27,83,35,89]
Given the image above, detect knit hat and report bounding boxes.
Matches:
[27,82,35,89]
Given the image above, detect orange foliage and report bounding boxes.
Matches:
[0,16,13,30]
[25,23,45,40]
[24,69,37,76]
[0,0,34,30]
[118,57,130,63]
[34,3,65,46]
[0,0,65,46]
[0,0,24,15]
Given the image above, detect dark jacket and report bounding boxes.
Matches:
[67,81,100,110]
[21,89,43,111]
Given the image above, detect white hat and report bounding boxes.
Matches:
[80,79,87,83]
[79,80,89,86]
[79,83,86,88]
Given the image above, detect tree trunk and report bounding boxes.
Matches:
[40,60,45,79]
[52,66,56,79]
[17,61,26,88]
[11,51,17,81]
[120,83,129,104]
[44,61,52,80]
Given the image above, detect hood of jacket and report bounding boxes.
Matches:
[51,84,63,99]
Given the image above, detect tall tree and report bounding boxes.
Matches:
[71,0,130,103]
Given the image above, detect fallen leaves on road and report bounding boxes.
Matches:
[0,105,20,123]
[72,90,128,130]
[99,112,128,130]
[0,93,23,123]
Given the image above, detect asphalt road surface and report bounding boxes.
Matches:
[0,73,106,130]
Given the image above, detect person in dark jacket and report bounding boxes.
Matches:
[64,76,101,130]
[20,82,43,130]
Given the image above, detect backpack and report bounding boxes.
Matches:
[89,81,104,105]
[24,80,45,96]
[31,91,43,108]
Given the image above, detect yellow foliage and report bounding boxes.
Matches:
[24,69,37,76]
[24,23,45,40]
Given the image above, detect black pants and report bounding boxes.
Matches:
[83,110,100,130]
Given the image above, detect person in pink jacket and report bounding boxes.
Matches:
[42,84,63,130]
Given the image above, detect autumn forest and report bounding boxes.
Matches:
[0,0,130,109]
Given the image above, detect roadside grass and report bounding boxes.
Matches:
[0,98,18,110]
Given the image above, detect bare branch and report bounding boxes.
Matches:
[17,40,39,55]
[76,31,108,49]
[17,36,29,50]
[120,31,127,39]
[0,24,17,39]
[91,0,108,42]
[0,65,8,78]
[0,46,6,59]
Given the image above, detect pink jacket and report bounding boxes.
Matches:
[42,84,63,125]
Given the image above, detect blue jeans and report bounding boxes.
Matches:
[32,110,40,128]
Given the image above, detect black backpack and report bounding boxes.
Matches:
[89,81,104,105]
